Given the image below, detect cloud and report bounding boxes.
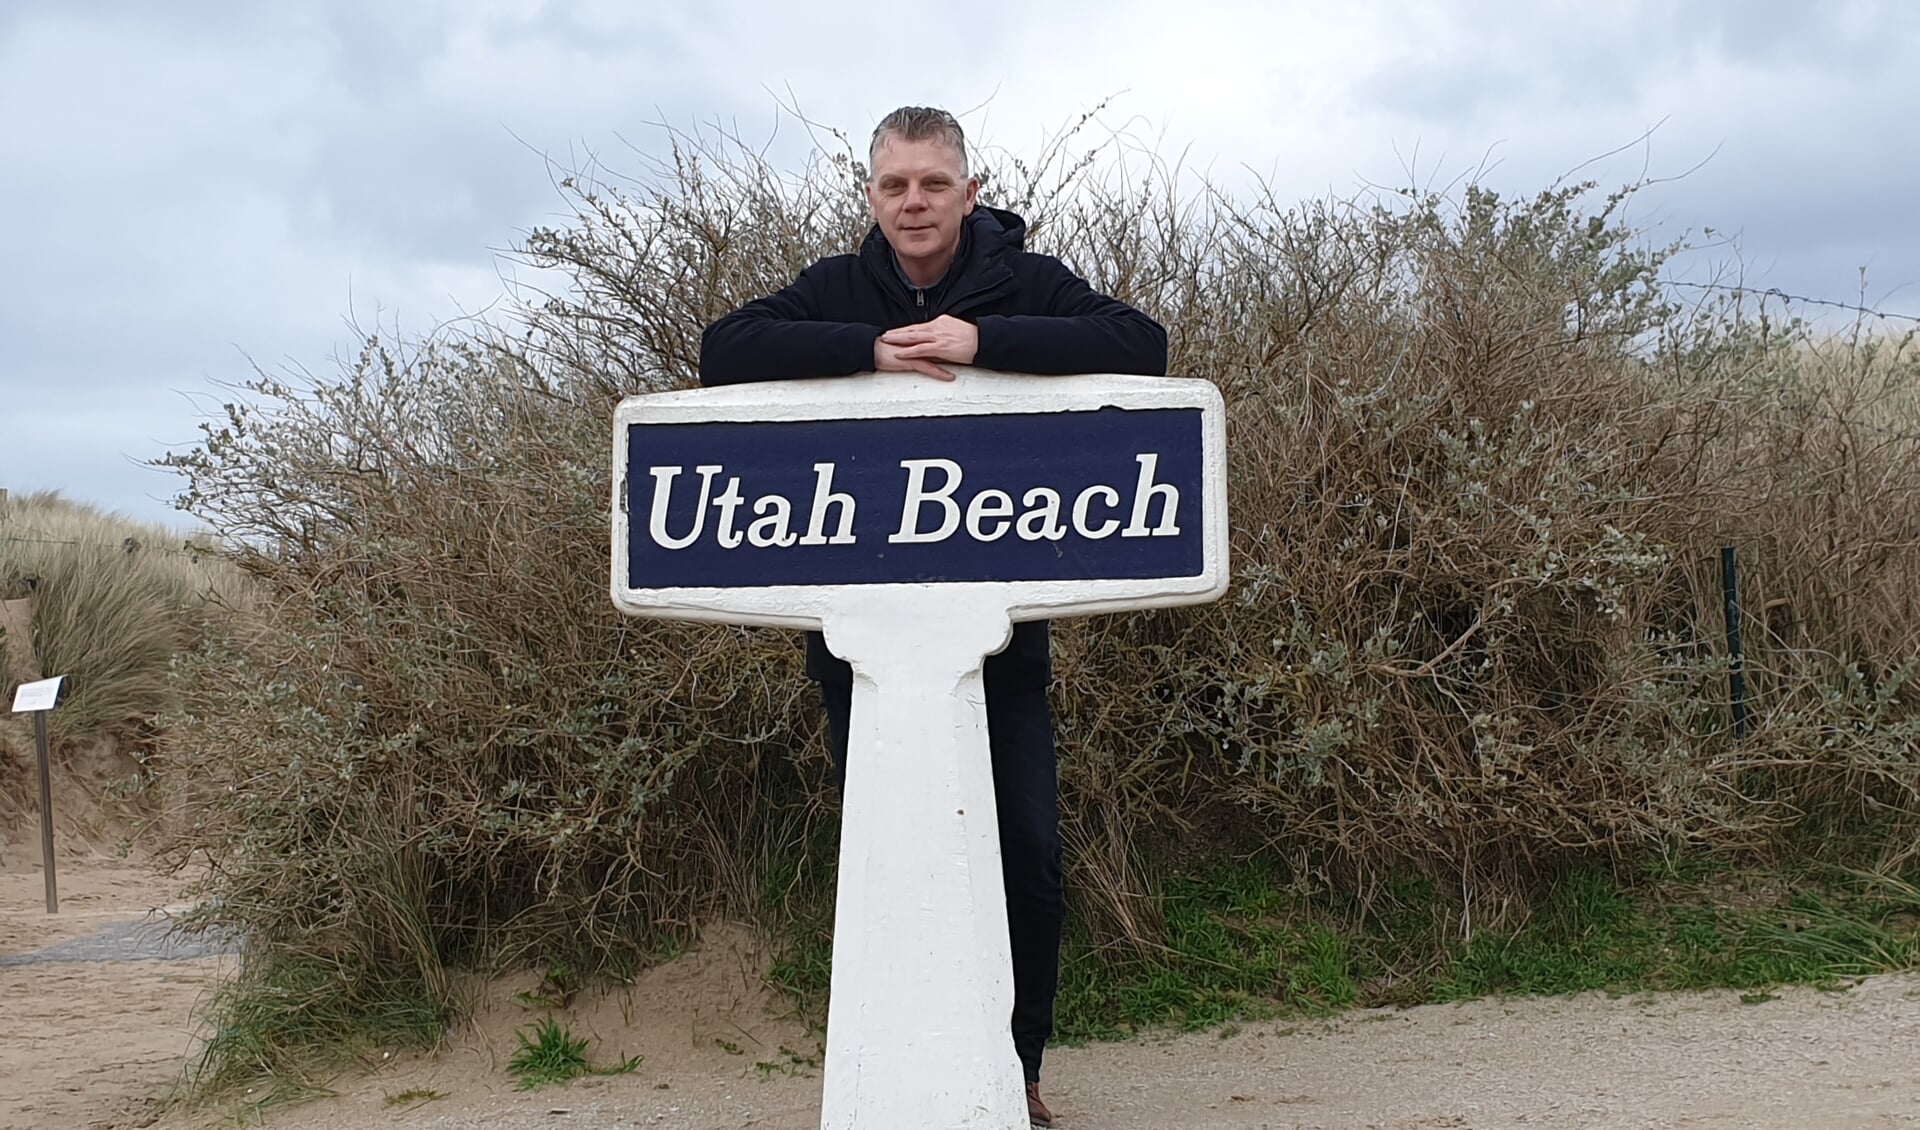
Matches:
[2,0,1917,529]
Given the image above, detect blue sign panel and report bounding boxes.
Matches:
[625,407,1204,589]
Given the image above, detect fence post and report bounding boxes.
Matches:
[1,487,40,687]
[1,595,38,687]
[1721,545,1749,739]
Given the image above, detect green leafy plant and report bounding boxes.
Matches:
[514,963,581,1010]
[754,1044,822,1080]
[506,1018,640,1091]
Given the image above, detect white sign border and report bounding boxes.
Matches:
[610,369,1230,630]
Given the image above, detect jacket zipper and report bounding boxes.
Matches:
[859,237,1009,319]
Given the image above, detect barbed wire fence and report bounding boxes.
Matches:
[1657,281,1920,446]
[1667,280,1920,326]
[0,534,208,558]
[0,489,216,560]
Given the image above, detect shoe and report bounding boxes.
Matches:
[1026,1081,1054,1126]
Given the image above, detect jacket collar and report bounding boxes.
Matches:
[859,207,1027,316]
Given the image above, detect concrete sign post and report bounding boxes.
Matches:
[10,675,66,914]
[612,369,1228,1129]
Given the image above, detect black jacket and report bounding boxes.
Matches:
[699,206,1169,687]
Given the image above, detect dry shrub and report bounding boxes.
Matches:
[1046,175,1920,934]
[158,340,825,1005]
[155,118,1920,1014]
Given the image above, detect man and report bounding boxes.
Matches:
[700,105,1167,1126]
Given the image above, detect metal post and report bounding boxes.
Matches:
[35,710,57,913]
[1721,545,1749,740]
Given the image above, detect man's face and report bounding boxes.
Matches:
[865,136,978,275]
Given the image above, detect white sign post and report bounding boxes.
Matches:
[10,675,67,914]
[612,369,1228,1129]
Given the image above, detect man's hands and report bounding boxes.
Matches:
[874,315,979,382]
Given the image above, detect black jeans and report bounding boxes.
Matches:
[820,677,1064,1084]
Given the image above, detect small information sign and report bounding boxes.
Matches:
[10,675,64,714]
[9,673,66,912]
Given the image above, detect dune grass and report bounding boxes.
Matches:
[0,490,245,754]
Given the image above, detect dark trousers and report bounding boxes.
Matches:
[819,677,1064,1083]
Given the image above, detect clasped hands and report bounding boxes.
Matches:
[873,315,977,382]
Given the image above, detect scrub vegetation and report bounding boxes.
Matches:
[146,113,1920,1095]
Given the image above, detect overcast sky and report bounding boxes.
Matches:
[2,0,1915,532]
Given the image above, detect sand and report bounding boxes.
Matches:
[6,853,1920,1130]
[0,850,224,1130]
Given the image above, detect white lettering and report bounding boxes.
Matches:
[1016,487,1065,541]
[748,495,798,547]
[1121,453,1180,537]
[800,463,857,546]
[1073,484,1122,539]
[965,489,1014,542]
[647,465,722,550]
[890,459,964,544]
[713,477,747,548]
[647,453,1185,553]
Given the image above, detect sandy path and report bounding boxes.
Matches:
[7,855,1920,1130]
[234,974,1920,1130]
[0,853,226,1130]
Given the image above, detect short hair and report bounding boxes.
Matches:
[868,106,970,178]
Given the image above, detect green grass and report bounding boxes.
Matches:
[766,922,834,1028]
[1431,869,1920,1001]
[513,962,582,1010]
[1059,867,1359,1043]
[192,955,446,1097]
[506,1018,592,1090]
[1054,867,1362,1042]
[753,1044,823,1080]
[506,1017,641,1091]
[764,859,1920,1047]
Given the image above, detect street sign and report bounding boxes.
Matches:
[615,370,1226,628]
[611,369,1228,1129]
[624,408,1203,589]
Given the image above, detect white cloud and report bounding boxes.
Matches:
[2,0,1917,527]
